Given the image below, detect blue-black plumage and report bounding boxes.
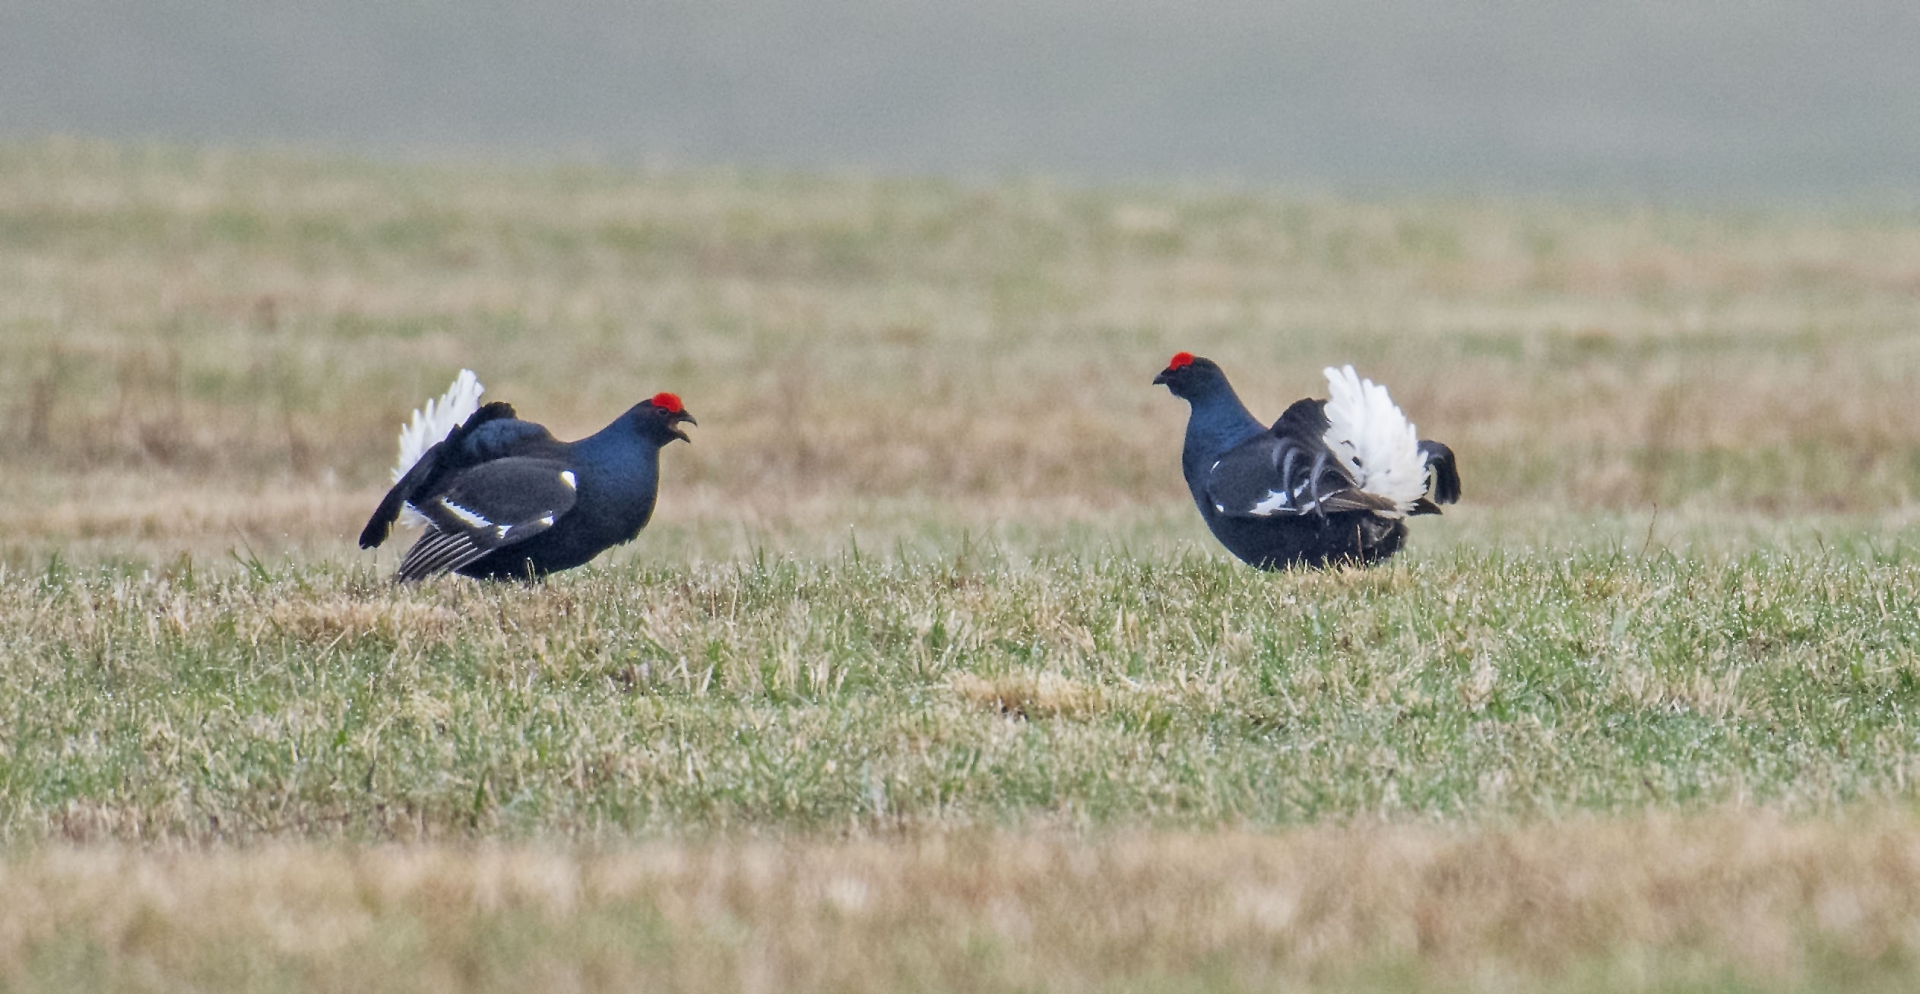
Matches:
[1154,353,1459,570]
[360,392,694,582]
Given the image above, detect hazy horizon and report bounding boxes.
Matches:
[5,0,1919,200]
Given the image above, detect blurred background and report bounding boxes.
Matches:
[7,0,1920,197]
[3,1,1920,565]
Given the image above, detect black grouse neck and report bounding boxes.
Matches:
[1184,376,1265,453]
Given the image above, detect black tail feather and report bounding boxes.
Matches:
[358,485,411,549]
[358,401,519,549]
[1417,440,1461,507]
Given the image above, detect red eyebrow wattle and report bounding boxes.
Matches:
[1167,352,1195,370]
[651,392,684,413]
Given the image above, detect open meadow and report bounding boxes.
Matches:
[5,139,1920,990]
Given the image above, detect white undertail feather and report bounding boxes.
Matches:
[393,369,484,528]
[1321,365,1427,516]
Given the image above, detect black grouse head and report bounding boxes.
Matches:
[632,392,697,444]
[1151,352,1229,400]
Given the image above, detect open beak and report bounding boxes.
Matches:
[669,412,697,443]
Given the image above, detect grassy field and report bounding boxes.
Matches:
[5,138,1920,990]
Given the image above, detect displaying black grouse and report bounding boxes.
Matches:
[1154,353,1459,569]
[359,390,695,581]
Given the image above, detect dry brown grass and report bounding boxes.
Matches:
[4,141,1920,565]
[7,811,1920,992]
[950,671,1108,719]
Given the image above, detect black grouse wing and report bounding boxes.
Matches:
[1203,433,1396,519]
[359,401,525,549]
[393,457,580,582]
[1205,397,1395,519]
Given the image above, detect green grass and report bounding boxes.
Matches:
[9,517,1920,843]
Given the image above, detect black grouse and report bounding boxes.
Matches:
[1154,353,1460,569]
[359,387,695,582]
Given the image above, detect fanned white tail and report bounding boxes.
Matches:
[393,369,484,527]
[1322,365,1426,516]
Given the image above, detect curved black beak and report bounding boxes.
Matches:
[1152,369,1172,386]
[669,411,696,443]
